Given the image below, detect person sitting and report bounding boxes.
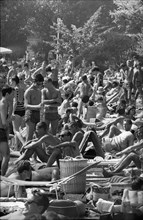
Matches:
[0,188,49,220]
[15,121,80,168]
[102,119,135,154]
[78,128,105,159]
[46,129,81,167]
[103,124,143,177]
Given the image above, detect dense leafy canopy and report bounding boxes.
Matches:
[1,0,143,66]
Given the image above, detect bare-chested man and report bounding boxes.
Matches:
[0,86,14,175]
[42,77,62,135]
[24,73,44,142]
[75,74,93,118]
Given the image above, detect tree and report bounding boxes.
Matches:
[1,0,36,56]
[110,0,143,57]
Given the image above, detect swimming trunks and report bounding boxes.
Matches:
[25,110,40,124]
[0,128,8,142]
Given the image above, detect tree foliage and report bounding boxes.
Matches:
[1,0,143,64]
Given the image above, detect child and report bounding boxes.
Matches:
[84,100,97,122]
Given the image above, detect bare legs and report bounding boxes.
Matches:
[0,142,10,176]
[103,152,141,177]
[79,130,104,158]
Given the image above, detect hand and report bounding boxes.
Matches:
[37,103,43,109]
[105,123,111,129]
[20,146,26,154]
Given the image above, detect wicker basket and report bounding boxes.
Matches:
[60,158,88,194]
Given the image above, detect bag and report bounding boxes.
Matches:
[85,182,111,203]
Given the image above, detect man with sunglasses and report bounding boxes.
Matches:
[15,122,80,168]
[0,188,49,220]
[24,73,44,142]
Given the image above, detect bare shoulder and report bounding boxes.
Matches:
[8,172,20,180]
[24,85,35,96]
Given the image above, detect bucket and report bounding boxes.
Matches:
[60,157,88,194]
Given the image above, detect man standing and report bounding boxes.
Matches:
[0,86,14,175]
[24,73,44,142]
[75,75,93,118]
[42,77,62,135]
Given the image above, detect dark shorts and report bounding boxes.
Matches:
[52,81,59,88]
[45,112,60,121]
[0,129,8,143]
[14,110,25,117]
[25,110,40,124]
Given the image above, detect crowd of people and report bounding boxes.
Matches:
[0,54,143,194]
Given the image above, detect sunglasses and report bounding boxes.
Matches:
[60,134,67,138]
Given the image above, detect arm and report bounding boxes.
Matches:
[12,90,18,114]
[116,140,143,156]
[7,69,13,85]
[0,104,8,130]
[31,66,43,78]
[49,141,77,150]
[24,135,49,149]
[105,116,124,128]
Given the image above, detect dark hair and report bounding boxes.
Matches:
[82,95,89,103]
[124,118,132,125]
[60,129,72,137]
[24,63,29,68]
[89,100,94,106]
[65,91,71,99]
[11,75,19,85]
[69,119,83,129]
[66,107,73,114]
[17,64,22,69]
[126,105,136,115]
[71,101,78,108]
[97,95,103,101]
[45,77,53,84]
[89,76,95,81]
[63,79,68,84]
[45,65,52,72]
[16,160,31,174]
[34,73,44,83]
[37,121,47,131]
[82,75,87,81]
[120,99,126,105]
[92,66,99,72]
[31,189,49,213]
[2,85,14,97]
[112,81,119,87]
